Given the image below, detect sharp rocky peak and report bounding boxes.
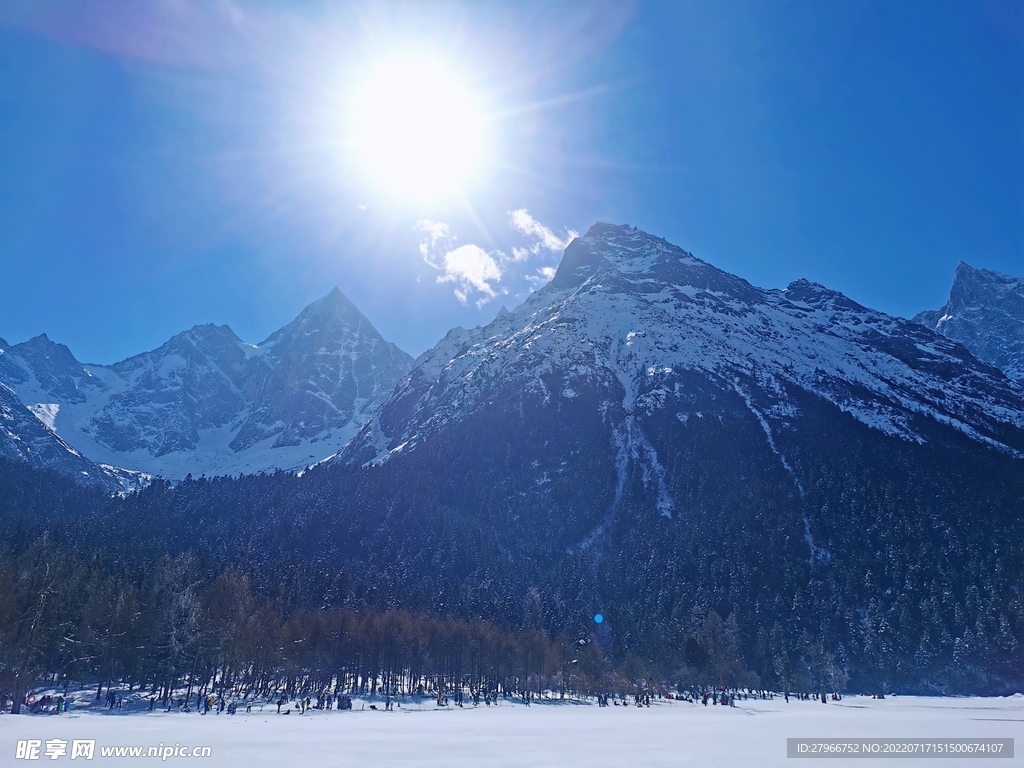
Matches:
[12,333,78,358]
[551,223,692,290]
[301,287,360,318]
[548,222,762,305]
[9,334,89,394]
[259,288,370,345]
[552,224,866,315]
[913,261,1024,382]
[949,263,1024,311]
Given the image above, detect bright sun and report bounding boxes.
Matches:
[353,59,482,199]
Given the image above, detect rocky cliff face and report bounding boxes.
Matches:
[913,262,1024,383]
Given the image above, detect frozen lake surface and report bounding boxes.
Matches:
[2,694,1021,766]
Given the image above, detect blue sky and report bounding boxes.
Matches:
[0,0,1021,363]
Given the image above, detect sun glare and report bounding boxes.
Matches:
[353,60,482,199]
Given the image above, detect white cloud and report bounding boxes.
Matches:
[508,209,578,261]
[438,245,505,305]
[415,211,575,306]
[525,266,558,288]
[416,220,504,305]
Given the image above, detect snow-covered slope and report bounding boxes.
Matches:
[913,262,1024,383]
[0,379,128,493]
[343,224,1024,477]
[0,290,412,481]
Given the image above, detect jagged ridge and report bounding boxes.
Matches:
[0,289,413,481]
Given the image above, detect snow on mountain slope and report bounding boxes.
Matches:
[343,223,1024,472]
[0,290,413,481]
[231,287,414,452]
[0,381,125,492]
[913,262,1024,383]
[96,323,251,456]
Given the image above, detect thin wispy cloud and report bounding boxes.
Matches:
[525,266,557,288]
[508,209,578,261]
[415,219,452,266]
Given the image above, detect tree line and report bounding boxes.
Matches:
[0,534,772,713]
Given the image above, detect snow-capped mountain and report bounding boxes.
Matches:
[0,289,412,481]
[913,262,1024,383]
[344,224,1023,475]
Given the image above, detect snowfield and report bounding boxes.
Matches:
[2,695,1021,766]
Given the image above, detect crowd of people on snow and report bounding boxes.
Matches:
[13,693,71,715]
[6,683,863,717]
[274,693,353,715]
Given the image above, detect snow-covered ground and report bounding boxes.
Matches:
[2,694,1021,766]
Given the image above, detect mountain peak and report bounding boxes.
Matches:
[580,222,669,248]
[952,261,1021,288]
[323,286,346,303]
[255,289,366,348]
[323,286,350,303]
[0,286,414,482]
[188,322,236,336]
[19,333,56,349]
[548,222,763,307]
[550,222,687,290]
[583,221,636,238]
[952,262,1011,281]
[914,262,1024,382]
[948,263,1023,309]
[13,333,81,363]
[153,323,243,352]
[299,287,359,318]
